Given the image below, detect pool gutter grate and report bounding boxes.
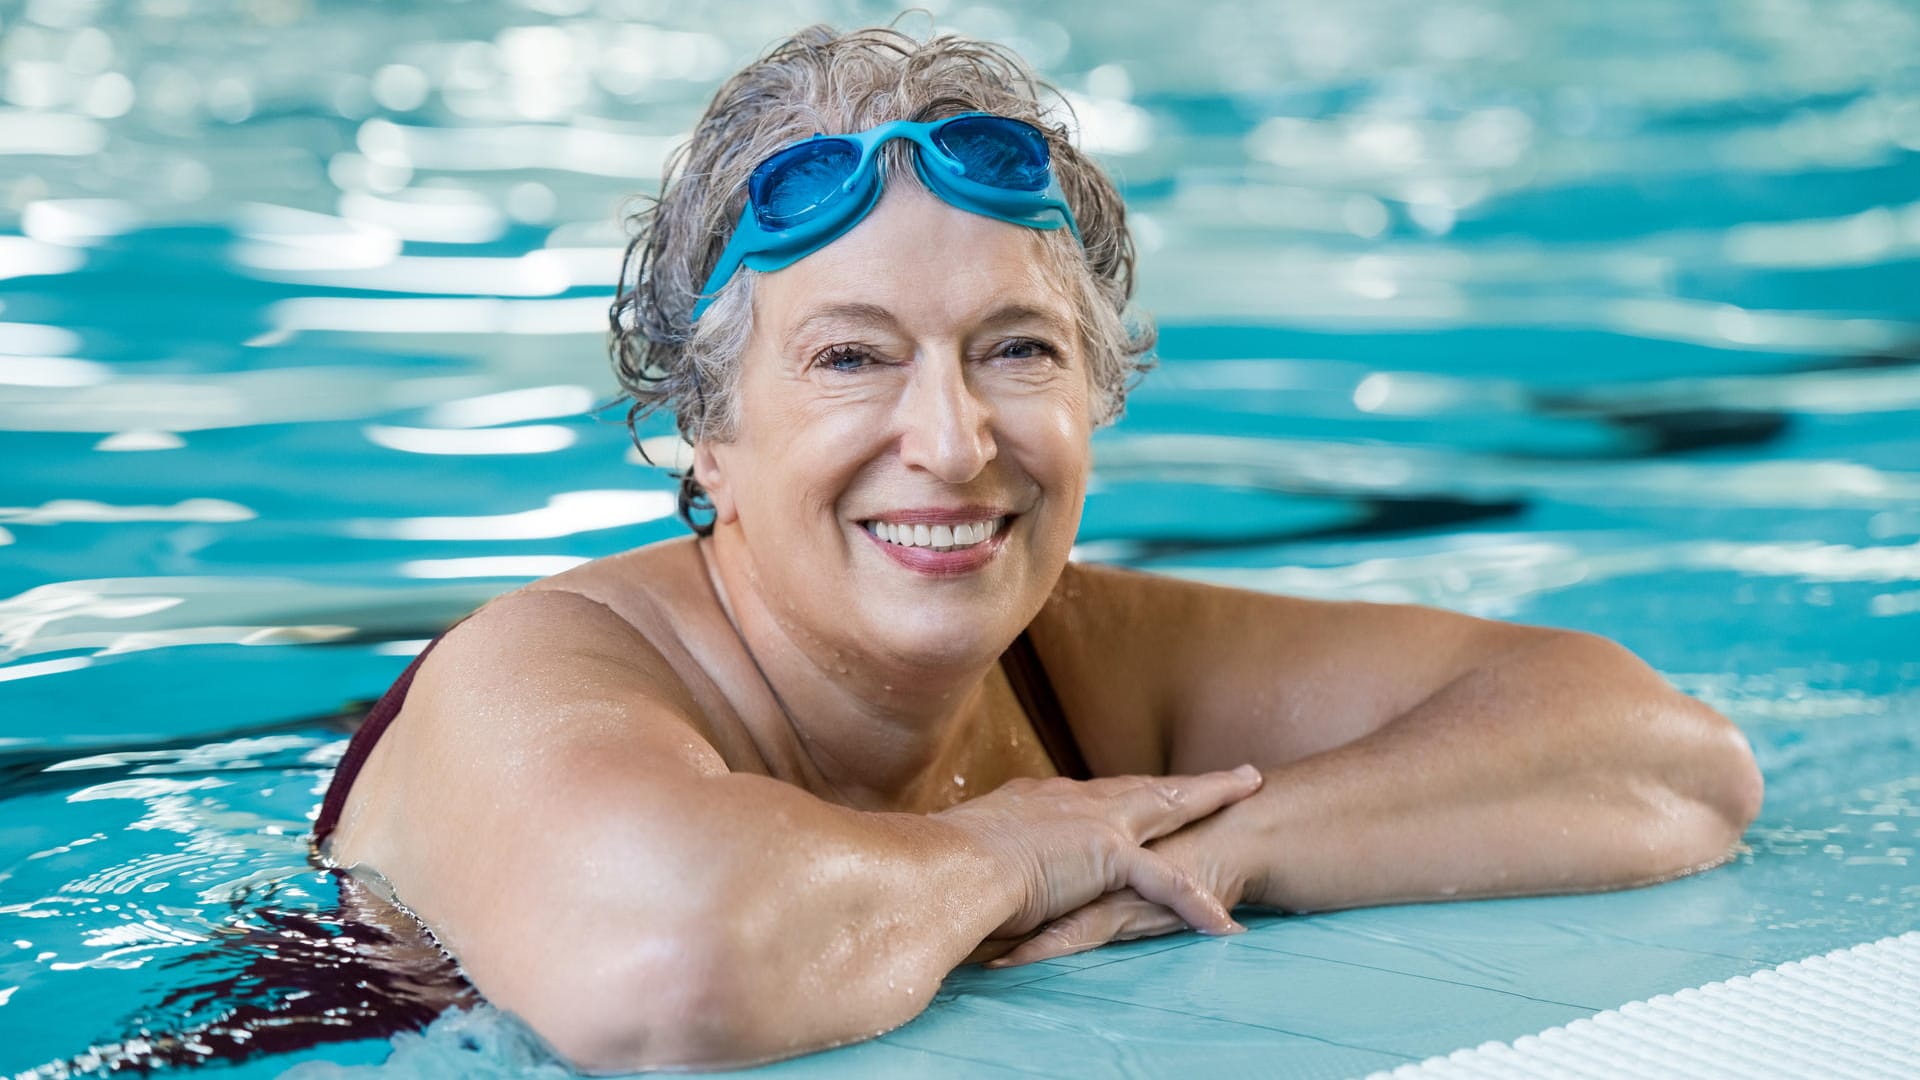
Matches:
[1368,931,1920,1079]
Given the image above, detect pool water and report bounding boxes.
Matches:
[3,0,1918,1076]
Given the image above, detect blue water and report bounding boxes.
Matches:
[3,0,1918,1076]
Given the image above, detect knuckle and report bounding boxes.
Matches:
[1139,852,1189,888]
[1029,776,1074,797]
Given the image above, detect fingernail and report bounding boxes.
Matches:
[1228,919,1248,935]
[1234,764,1260,780]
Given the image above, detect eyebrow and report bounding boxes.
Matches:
[782,301,1076,352]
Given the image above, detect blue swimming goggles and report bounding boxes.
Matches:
[690,111,1084,321]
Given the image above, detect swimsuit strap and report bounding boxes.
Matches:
[311,628,457,849]
[1000,629,1091,781]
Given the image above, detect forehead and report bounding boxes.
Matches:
[752,182,1079,344]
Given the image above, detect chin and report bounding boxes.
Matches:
[855,564,1034,660]
[870,609,1022,671]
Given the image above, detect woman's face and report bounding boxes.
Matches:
[695,181,1094,671]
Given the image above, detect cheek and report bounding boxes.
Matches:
[999,386,1093,480]
[735,396,886,518]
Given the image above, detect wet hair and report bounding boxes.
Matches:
[609,19,1157,534]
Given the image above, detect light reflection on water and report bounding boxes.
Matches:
[1,0,1917,1075]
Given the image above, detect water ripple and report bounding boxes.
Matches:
[2,0,1916,1073]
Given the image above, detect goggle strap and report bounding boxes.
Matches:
[691,203,757,321]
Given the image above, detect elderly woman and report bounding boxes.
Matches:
[311,23,1763,1073]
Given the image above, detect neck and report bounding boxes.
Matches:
[698,530,1001,810]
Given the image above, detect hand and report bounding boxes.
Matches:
[932,766,1263,946]
[984,794,1258,967]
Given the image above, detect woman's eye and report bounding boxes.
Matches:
[999,338,1056,362]
[815,345,876,372]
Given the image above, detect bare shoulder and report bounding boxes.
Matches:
[1033,561,1546,771]
[326,536,742,857]
[1045,559,1533,647]
[494,535,709,658]
[319,582,755,1064]
[420,585,713,733]
[1019,560,1191,774]
[326,584,724,860]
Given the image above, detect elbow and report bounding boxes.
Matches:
[1712,713,1765,836]
[1560,632,1764,875]
[1646,690,1765,876]
[522,934,777,1074]
[522,900,923,1072]
[1688,700,1764,853]
[492,849,957,1068]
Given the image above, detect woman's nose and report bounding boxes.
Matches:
[896,354,996,483]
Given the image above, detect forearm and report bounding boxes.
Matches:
[532,762,1259,1068]
[1188,631,1763,913]
[510,768,1013,1060]
[565,775,1018,1070]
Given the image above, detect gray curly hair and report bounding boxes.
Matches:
[609,21,1157,533]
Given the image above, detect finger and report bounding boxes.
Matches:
[1116,846,1246,936]
[989,904,1120,967]
[1116,764,1264,843]
[963,937,1022,966]
[989,892,1184,967]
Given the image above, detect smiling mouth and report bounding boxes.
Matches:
[860,516,1009,553]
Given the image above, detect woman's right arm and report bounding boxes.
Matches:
[357,589,1257,1073]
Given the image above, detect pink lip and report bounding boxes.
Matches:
[861,506,1012,527]
[859,516,1012,577]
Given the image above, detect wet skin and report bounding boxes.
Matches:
[321,182,1764,1071]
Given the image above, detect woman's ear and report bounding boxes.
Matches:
[692,441,739,526]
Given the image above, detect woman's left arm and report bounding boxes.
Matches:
[995,563,1764,964]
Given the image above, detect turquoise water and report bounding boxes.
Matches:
[3,0,1919,1075]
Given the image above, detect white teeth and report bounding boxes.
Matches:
[864,516,1005,551]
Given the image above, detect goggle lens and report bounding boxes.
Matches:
[751,138,861,229]
[934,116,1050,192]
[695,112,1080,321]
